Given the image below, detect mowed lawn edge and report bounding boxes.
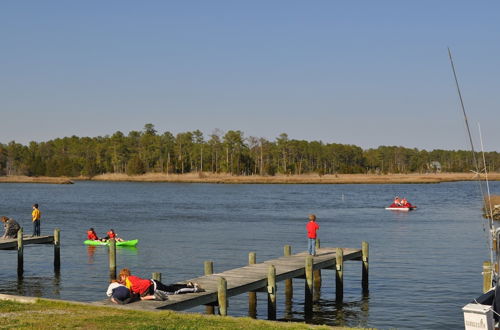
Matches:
[0,298,365,329]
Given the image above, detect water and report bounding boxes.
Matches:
[0,181,496,329]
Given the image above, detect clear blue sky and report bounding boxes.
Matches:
[1,1,499,151]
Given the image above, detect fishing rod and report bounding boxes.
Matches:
[447,48,494,274]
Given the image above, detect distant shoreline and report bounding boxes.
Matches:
[1,172,499,184]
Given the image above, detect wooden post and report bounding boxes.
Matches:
[483,261,493,293]
[204,261,214,315]
[336,247,344,301]
[54,228,61,271]
[248,252,257,318]
[109,238,116,281]
[267,265,276,320]
[305,255,313,318]
[315,238,320,251]
[284,245,293,319]
[362,241,369,294]
[284,245,293,298]
[218,277,228,316]
[313,239,321,302]
[152,272,161,282]
[17,228,23,276]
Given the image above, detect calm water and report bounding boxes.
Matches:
[0,181,496,329]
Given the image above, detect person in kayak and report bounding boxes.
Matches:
[118,268,203,301]
[102,229,124,242]
[1,216,21,239]
[87,228,100,241]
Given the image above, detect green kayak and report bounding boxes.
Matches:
[84,239,138,247]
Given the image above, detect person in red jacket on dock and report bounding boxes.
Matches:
[306,214,320,256]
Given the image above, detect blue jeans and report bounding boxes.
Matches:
[33,220,40,236]
[308,238,316,255]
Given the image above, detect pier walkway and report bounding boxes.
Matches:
[0,235,54,250]
[0,228,61,275]
[96,243,368,319]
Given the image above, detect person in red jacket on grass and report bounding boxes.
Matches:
[306,214,320,256]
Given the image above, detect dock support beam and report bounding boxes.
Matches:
[204,261,215,315]
[362,241,369,294]
[313,239,321,302]
[54,228,60,271]
[483,261,493,293]
[109,238,116,281]
[218,277,228,316]
[336,247,344,301]
[305,255,313,318]
[248,252,257,318]
[267,265,276,320]
[17,228,23,277]
[152,272,161,282]
[283,245,293,317]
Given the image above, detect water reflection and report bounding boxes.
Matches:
[311,296,371,327]
[86,245,138,264]
[6,275,62,299]
[87,246,97,263]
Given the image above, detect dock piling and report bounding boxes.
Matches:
[248,252,257,318]
[313,239,321,301]
[267,265,276,320]
[283,245,293,319]
[284,245,293,298]
[336,248,344,301]
[483,261,493,293]
[152,272,162,282]
[108,238,116,281]
[17,228,23,276]
[54,228,60,271]
[305,255,313,317]
[362,241,369,294]
[218,277,228,316]
[204,261,215,315]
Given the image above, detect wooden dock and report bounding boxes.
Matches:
[0,228,61,275]
[96,242,369,319]
[0,235,54,250]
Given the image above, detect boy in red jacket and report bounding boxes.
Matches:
[306,214,320,256]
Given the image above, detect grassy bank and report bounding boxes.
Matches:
[87,172,500,184]
[1,172,499,184]
[0,176,73,184]
[0,298,355,329]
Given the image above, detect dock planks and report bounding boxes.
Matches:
[95,247,362,311]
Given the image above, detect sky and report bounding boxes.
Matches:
[0,1,499,151]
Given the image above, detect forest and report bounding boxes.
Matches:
[1,124,499,177]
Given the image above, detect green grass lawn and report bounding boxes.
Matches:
[0,298,361,329]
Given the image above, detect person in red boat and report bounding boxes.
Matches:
[393,197,401,206]
[401,198,413,208]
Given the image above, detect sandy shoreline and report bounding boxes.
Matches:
[1,172,499,184]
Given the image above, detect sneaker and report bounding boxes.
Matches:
[154,290,169,301]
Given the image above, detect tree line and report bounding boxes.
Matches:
[1,124,499,177]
